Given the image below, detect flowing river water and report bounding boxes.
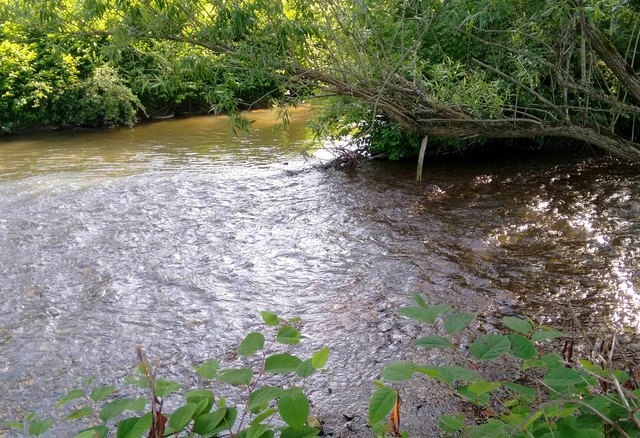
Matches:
[0,108,639,436]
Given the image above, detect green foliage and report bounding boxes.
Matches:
[371,294,640,437]
[4,312,325,437]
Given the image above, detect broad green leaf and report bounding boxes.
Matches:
[502,316,533,334]
[57,389,85,407]
[193,408,228,436]
[65,407,94,420]
[412,293,427,308]
[120,413,151,438]
[502,382,536,402]
[468,419,506,435]
[82,376,96,388]
[261,311,280,326]
[397,305,452,324]
[444,312,477,334]
[155,380,180,398]
[99,397,145,423]
[469,335,511,361]
[368,385,397,425]
[251,408,277,426]
[116,417,138,438]
[438,413,464,432]
[217,368,254,385]
[265,353,302,374]
[467,381,501,395]
[278,388,309,428]
[238,423,272,438]
[456,386,490,406]
[238,332,265,356]
[185,389,214,416]
[414,335,453,349]
[544,368,588,395]
[509,334,537,359]
[381,362,417,381]
[277,326,301,345]
[1,422,23,429]
[280,426,319,437]
[541,352,564,369]
[194,359,220,380]
[28,419,53,436]
[311,347,329,369]
[249,387,283,412]
[169,403,197,431]
[432,366,479,385]
[296,359,316,378]
[74,426,109,438]
[91,386,116,402]
[532,330,565,342]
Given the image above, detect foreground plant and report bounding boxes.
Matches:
[370,294,640,437]
[3,311,328,437]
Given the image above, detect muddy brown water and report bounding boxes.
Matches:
[0,108,639,436]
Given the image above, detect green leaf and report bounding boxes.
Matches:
[544,368,588,395]
[280,426,319,437]
[412,293,427,308]
[444,312,477,334]
[397,305,452,324]
[193,408,234,436]
[509,334,537,359]
[311,347,329,369]
[238,332,265,356]
[277,326,301,345]
[467,381,501,395]
[532,330,565,342]
[217,368,254,385]
[185,389,214,416]
[99,397,146,423]
[468,419,506,436]
[456,386,490,406]
[469,335,511,361]
[154,380,180,398]
[502,316,533,334]
[296,359,316,378]
[90,386,116,402]
[414,335,453,349]
[118,413,151,438]
[57,389,85,407]
[432,366,479,385]
[541,352,564,369]
[28,420,53,436]
[251,408,277,426]
[438,413,464,432]
[264,353,302,374]
[74,426,109,438]
[249,387,283,412]
[82,376,96,388]
[194,359,220,380]
[368,385,397,425]
[65,407,94,420]
[278,388,309,428]
[1,422,23,429]
[502,382,536,402]
[381,362,417,381]
[261,311,280,326]
[169,403,197,431]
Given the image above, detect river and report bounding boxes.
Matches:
[0,108,639,436]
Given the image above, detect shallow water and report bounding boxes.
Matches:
[0,108,639,435]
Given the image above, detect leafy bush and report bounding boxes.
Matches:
[370,294,640,437]
[3,311,328,437]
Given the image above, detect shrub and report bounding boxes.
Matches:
[369,294,640,437]
[3,311,328,437]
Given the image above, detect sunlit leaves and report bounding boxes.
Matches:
[397,305,452,324]
[99,397,146,423]
[311,347,329,368]
[261,311,280,326]
[217,368,254,385]
[381,362,417,381]
[57,389,85,407]
[444,312,477,334]
[414,336,453,349]
[277,326,301,345]
[502,316,533,334]
[265,353,302,374]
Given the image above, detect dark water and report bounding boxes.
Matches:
[0,108,639,435]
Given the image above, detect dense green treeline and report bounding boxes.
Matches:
[2,0,640,161]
